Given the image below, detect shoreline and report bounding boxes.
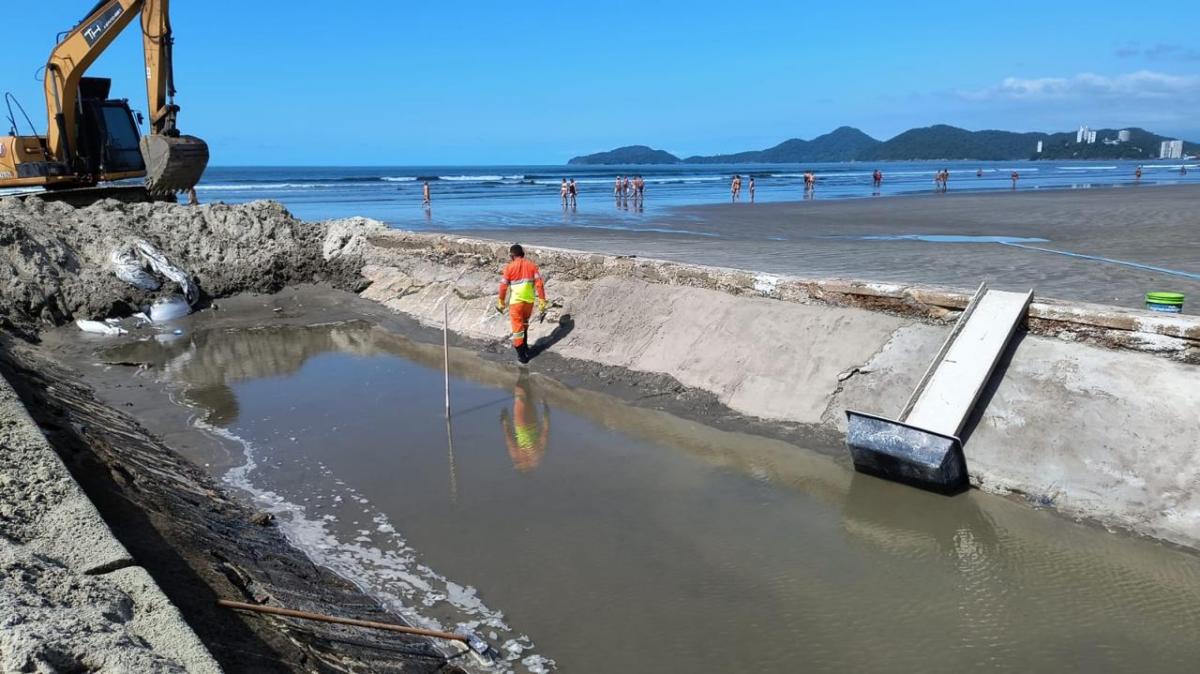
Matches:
[459,183,1200,310]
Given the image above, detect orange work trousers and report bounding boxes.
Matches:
[509,301,534,347]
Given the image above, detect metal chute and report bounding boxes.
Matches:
[140,133,208,194]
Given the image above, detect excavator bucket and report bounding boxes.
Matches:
[140,134,209,194]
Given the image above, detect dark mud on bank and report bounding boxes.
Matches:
[2,333,458,673]
[45,285,1200,674]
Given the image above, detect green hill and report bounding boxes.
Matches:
[567,145,680,165]
[570,125,1198,164]
[683,126,881,163]
[1035,128,1197,160]
[857,125,1045,161]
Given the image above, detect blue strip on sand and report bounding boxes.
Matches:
[1000,242,1200,281]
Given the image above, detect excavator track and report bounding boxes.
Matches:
[11,184,176,207]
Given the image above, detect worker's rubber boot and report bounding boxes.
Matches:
[516,344,530,364]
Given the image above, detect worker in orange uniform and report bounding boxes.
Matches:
[496,244,547,364]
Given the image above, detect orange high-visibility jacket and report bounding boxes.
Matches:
[499,258,546,305]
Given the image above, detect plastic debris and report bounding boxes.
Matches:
[110,239,199,306]
[111,246,161,292]
[149,295,191,323]
[76,319,127,336]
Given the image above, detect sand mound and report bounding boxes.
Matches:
[0,197,382,336]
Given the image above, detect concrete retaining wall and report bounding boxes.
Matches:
[339,229,1200,549]
[0,372,220,672]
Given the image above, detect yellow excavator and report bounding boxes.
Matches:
[0,0,207,198]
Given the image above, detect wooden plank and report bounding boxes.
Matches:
[905,289,1032,437]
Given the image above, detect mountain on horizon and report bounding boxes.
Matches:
[681,126,880,163]
[567,125,1198,164]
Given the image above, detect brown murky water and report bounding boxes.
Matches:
[100,321,1200,673]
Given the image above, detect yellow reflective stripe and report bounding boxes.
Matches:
[510,279,536,302]
[515,423,537,449]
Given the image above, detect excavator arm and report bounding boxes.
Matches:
[43,0,142,166]
[43,0,207,193]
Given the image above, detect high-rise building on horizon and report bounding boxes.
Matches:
[1118,129,1131,142]
[1076,125,1097,144]
[1160,140,1184,159]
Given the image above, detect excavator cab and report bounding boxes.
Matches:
[69,76,146,182]
[69,76,208,193]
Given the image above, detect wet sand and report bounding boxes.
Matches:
[462,185,1200,310]
[45,287,1200,673]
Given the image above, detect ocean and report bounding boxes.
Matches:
[192,160,1199,231]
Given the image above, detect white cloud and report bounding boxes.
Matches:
[1115,43,1200,62]
[959,70,1200,103]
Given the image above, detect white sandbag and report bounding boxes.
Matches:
[149,295,191,322]
[76,319,127,336]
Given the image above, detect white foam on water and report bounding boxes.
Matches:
[437,175,521,182]
[382,176,418,182]
[190,418,554,672]
[1058,165,1117,171]
[195,183,342,191]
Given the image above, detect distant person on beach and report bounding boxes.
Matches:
[934,169,948,191]
[976,168,984,178]
[624,176,632,197]
[942,169,950,191]
[561,179,569,207]
[422,181,431,206]
[803,171,815,191]
[1135,166,1143,182]
[748,176,756,202]
[614,176,623,197]
[731,175,741,202]
[1010,171,1019,189]
[1182,165,1189,176]
[872,169,882,188]
[568,178,578,208]
[635,175,645,198]
[186,187,199,206]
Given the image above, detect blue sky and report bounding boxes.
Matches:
[3,1,1197,165]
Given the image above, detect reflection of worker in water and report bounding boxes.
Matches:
[500,377,550,473]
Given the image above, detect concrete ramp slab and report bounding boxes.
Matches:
[905,289,1033,436]
[846,284,1032,493]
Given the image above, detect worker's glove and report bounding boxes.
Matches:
[536,298,548,319]
[495,298,505,314]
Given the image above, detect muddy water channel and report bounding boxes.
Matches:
[83,315,1200,673]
